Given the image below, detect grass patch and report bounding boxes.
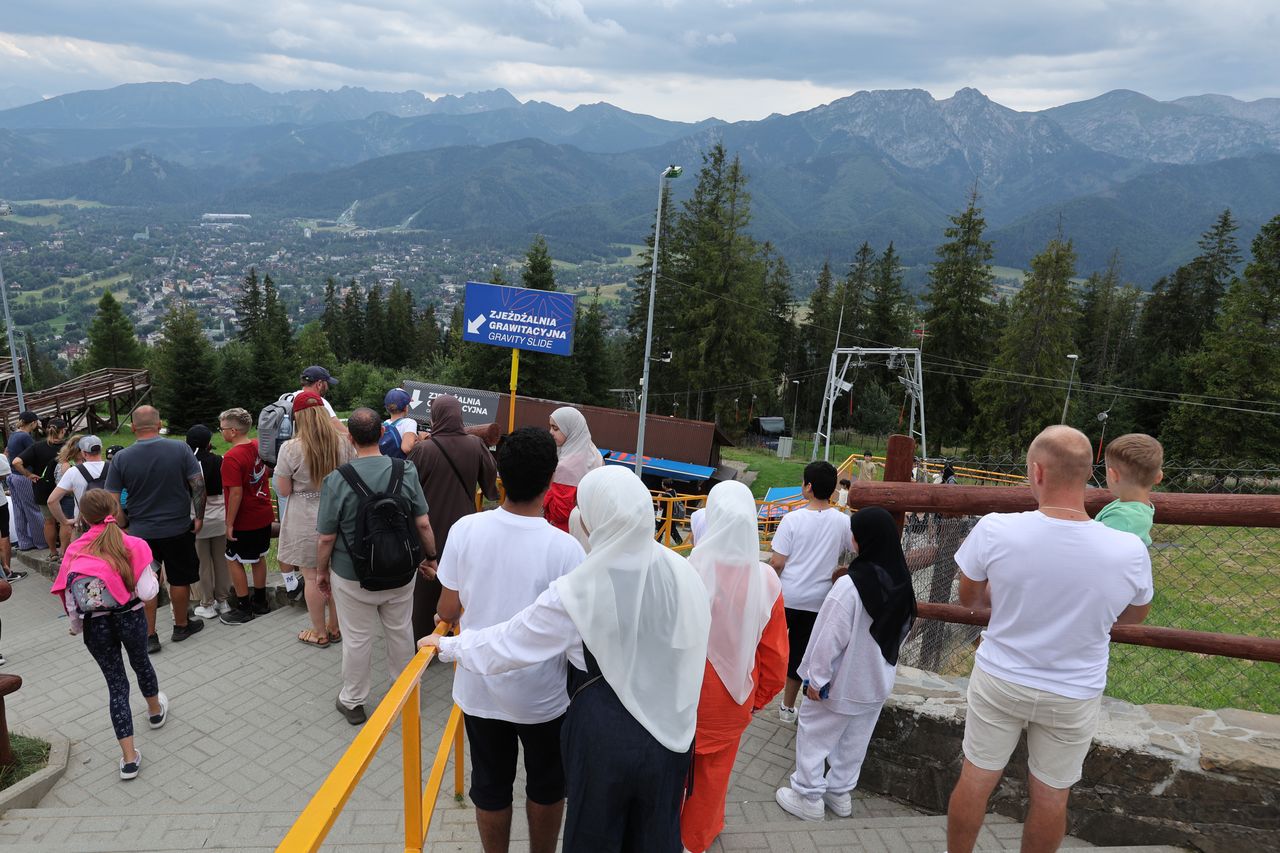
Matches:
[4,212,60,226]
[14,198,107,209]
[0,735,51,792]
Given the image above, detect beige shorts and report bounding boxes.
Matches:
[962,665,1101,789]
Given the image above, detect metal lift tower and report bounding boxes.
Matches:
[811,347,926,463]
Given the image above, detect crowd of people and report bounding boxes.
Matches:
[24,368,1163,853]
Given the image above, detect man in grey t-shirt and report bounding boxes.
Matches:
[106,407,207,652]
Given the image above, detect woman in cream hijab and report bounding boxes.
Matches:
[423,466,710,851]
[680,480,788,852]
[543,406,602,532]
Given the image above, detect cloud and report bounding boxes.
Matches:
[0,1,1275,120]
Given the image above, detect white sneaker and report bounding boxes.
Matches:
[193,604,219,619]
[778,704,798,725]
[823,790,852,817]
[215,600,231,615]
[775,786,823,821]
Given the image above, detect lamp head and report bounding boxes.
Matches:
[663,165,683,179]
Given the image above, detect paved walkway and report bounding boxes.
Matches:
[0,553,1159,852]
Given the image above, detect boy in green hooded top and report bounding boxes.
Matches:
[1096,434,1164,546]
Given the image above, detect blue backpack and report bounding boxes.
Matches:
[378,419,407,459]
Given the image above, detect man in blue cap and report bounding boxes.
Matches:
[382,388,420,458]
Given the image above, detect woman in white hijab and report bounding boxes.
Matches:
[543,406,602,533]
[680,480,789,853]
[422,466,711,852]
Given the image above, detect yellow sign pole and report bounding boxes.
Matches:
[507,349,519,433]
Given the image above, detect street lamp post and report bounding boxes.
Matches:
[0,204,26,412]
[1061,353,1080,424]
[635,165,682,478]
[791,378,800,438]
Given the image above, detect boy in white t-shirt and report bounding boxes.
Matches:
[769,461,854,724]
[435,426,585,853]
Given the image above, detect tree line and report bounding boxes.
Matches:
[71,139,1280,463]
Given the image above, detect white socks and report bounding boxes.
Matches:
[282,571,300,593]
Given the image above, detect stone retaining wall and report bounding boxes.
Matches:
[861,667,1280,853]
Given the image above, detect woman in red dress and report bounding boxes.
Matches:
[543,406,602,532]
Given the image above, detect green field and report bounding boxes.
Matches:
[14,198,108,209]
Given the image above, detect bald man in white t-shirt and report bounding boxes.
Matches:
[946,426,1153,853]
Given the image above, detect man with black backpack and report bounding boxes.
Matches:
[316,408,437,726]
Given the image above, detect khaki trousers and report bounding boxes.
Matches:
[330,573,416,710]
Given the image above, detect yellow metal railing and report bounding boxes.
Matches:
[278,620,465,853]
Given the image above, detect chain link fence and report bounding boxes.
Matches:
[894,458,1280,714]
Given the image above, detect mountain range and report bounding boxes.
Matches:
[2,78,1278,283]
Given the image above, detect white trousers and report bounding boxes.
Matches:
[330,573,416,710]
[789,700,884,802]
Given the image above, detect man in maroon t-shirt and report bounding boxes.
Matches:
[218,407,275,625]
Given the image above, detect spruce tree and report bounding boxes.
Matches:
[1191,209,1240,341]
[320,277,345,361]
[86,290,146,370]
[923,190,997,453]
[624,187,677,395]
[384,282,416,366]
[413,304,441,368]
[364,283,386,364]
[866,242,912,349]
[341,282,364,360]
[839,242,875,348]
[522,236,556,291]
[151,302,223,430]
[1124,266,1199,436]
[570,289,611,406]
[970,237,1079,454]
[762,244,795,380]
[1165,215,1280,460]
[235,268,263,343]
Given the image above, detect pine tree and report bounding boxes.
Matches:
[384,282,416,367]
[151,302,223,430]
[1191,209,1241,341]
[522,236,556,291]
[970,237,1079,454]
[24,333,64,390]
[1124,266,1199,436]
[1164,215,1280,460]
[261,273,294,363]
[624,186,677,395]
[762,244,795,380]
[235,268,263,343]
[839,242,875,348]
[413,304,441,368]
[320,277,345,361]
[86,290,147,370]
[570,289,611,406]
[923,190,997,453]
[341,282,364,360]
[865,242,912,349]
[363,283,386,364]
[665,144,774,423]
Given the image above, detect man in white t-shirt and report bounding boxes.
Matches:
[769,461,854,724]
[381,388,420,457]
[48,435,109,534]
[298,365,345,433]
[946,426,1153,853]
[435,426,585,853]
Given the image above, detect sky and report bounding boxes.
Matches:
[1,0,1277,121]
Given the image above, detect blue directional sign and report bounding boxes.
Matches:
[461,281,577,357]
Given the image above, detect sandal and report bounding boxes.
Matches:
[328,629,342,644]
[297,629,330,648]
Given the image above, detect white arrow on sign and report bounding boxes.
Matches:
[410,388,422,409]
[467,314,488,335]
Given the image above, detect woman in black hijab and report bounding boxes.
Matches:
[776,507,916,821]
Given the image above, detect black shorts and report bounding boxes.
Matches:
[225,524,272,564]
[785,607,820,681]
[463,713,566,811]
[0,504,8,539]
[144,529,200,586]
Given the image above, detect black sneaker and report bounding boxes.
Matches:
[335,696,366,726]
[171,619,205,642]
[147,634,161,654]
[250,596,271,616]
[3,570,27,582]
[219,606,255,625]
[119,748,142,780]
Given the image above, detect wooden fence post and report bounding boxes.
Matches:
[882,434,916,535]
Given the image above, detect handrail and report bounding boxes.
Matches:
[278,620,464,853]
[916,602,1280,664]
